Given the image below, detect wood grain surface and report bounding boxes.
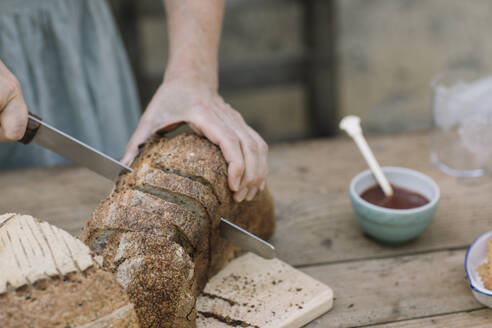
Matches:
[0,166,112,235]
[268,132,492,266]
[302,250,481,327]
[371,309,492,327]
[1,131,491,327]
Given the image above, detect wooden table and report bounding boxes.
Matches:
[2,132,492,327]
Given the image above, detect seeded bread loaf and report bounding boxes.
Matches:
[80,133,275,328]
[0,213,138,328]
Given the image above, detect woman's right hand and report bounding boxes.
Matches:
[0,60,28,142]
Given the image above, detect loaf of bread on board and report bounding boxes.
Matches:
[0,213,139,328]
[80,133,276,328]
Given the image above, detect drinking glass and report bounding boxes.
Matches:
[431,70,492,177]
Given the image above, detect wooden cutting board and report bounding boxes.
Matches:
[196,253,333,328]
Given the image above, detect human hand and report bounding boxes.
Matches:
[0,60,28,142]
[122,78,268,203]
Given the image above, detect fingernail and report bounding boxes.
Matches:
[246,188,257,201]
[121,151,135,167]
[231,176,241,192]
[259,181,266,192]
[234,189,248,203]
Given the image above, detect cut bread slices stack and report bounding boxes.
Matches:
[80,133,276,328]
[0,213,139,328]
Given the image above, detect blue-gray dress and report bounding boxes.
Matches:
[0,0,141,169]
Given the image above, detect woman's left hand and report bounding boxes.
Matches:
[122,78,268,203]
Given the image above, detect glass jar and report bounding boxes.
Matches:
[431,70,492,177]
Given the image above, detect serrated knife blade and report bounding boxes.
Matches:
[20,114,276,259]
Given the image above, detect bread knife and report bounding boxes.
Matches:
[20,113,276,259]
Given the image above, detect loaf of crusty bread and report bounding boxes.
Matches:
[0,213,139,328]
[80,133,275,328]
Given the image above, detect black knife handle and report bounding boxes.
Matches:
[19,112,42,145]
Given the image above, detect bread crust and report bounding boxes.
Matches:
[80,133,275,328]
[133,164,220,225]
[153,134,231,205]
[0,214,138,328]
[118,189,208,249]
[0,269,138,328]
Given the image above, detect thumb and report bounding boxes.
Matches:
[0,97,28,142]
[121,119,154,166]
[155,121,185,136]
[121,117,184,166]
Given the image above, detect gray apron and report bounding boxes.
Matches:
[0,0,141,169]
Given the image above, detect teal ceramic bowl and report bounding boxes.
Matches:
[349,167,440,244]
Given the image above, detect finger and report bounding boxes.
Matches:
[204,124,244,192]
[245,187,258,202]
[155,121,184,136]
[220,105,269,194]
[0,97,28,142]
[188,122,205,137]
[192,111,244,192]
[259,180,266,192]
[212,106,259,194]
[0,63,21,111]
[236,135,259,196]
[233,188,248,203]
[246,127,269,193]
[228,160,245,192]
[235,127,268,197]
[121,118,155,165]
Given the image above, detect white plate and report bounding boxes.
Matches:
[465,230,492,307]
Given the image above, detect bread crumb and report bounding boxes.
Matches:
[477,238,492,290]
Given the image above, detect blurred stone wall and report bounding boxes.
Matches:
[110,0,492,139]
[339,0,492,134]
